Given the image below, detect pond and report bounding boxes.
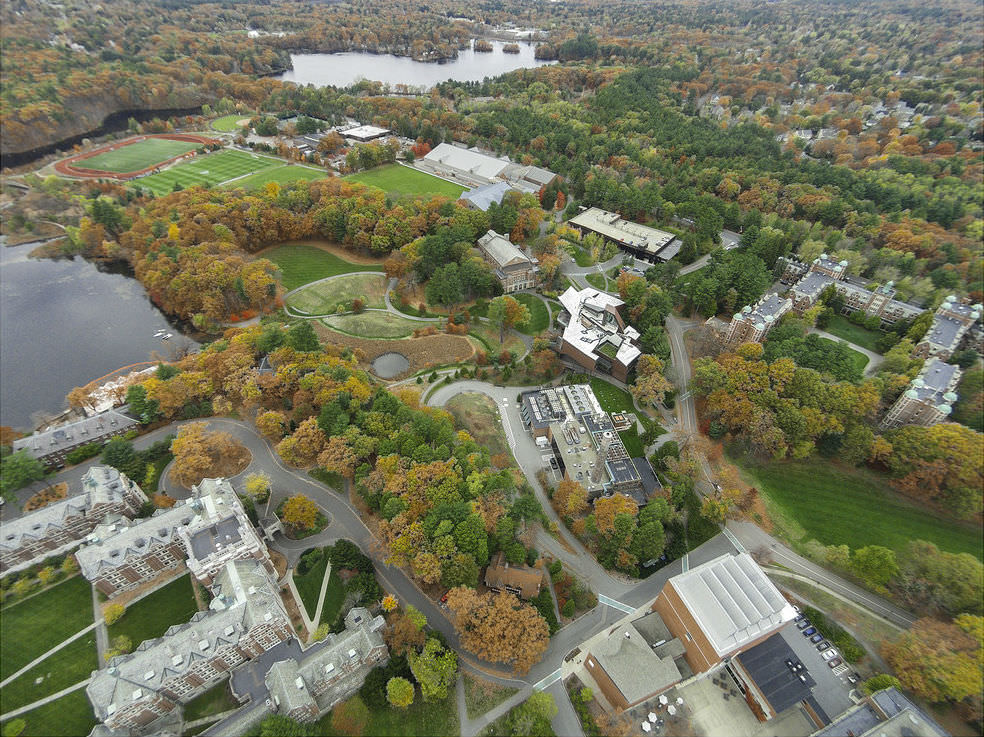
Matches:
[0,240,198,431]
[276,40,554,89]
[371,352,410,379]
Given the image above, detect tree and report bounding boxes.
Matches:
[281,494,319,531]
[386,677,415,708]
[318,436,358,480]
[387,612,427,656]
[243,473,271,502]
[256,411,289,440]
[897,540,983,615]
[331,696,370,737]
[408,637,458,700]
[170,422,246,487]
[277,418,327,467]
[505,692,557,736]
[285,321,320,352]
[851,546,898,589]
[103,603,126,625]
[259,715,313,737]
[0,450,46,497]
[632,355,673,407]
[487,296,531,342]
[593,494,638,535]
[862,674,902,695]
[381,594,398,612]
[883,616,983,704]
[552,479,587,517]
[425,263,463,307]
[445,588,550,674]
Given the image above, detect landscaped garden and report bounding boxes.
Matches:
[468,322,526,359]
[322,311,424,339]
[462,672,519,719]
[80,138,201,173]
[822,314,883,353]
[286,273,388,315]
[312,692,459,737]
[344,164,466,199]
[261,243,384,291]
[733,455,982,559]
[133,149,280,195]
[513,293,549,334]
[107,573,200,645]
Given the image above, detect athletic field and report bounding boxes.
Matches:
[133,149,281,195]
[345,164,466,198]
[211,114,251,132]
[79,138,202,174]
[225,164,328,191]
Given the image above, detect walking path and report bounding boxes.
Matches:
[0,620,100,689]
[0,679,92,722]
[308,561,334,637]
[283,571,317,636]
[92,585,109,665]
[808,326,884,375]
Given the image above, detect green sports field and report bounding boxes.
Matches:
[211,114,251,132]
[79,138,201,173]
[224,164,328,191]
[133,149,281,195]
[345,163,467,198]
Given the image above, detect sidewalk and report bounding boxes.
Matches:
[0,620,100,690]
[0,679,91,722]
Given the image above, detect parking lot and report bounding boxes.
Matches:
[782,623,857,719]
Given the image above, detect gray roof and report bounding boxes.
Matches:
[905,358,961,405]
[87,560,286,721]
[588,623,682,704]
[477,230,534,270]
[462,181,515,211]
[922,313,969,351]
[190,516,243,560]
[735,293,792,327]
[791,271,835,299]
[13,409,138,459]
[812,688,948,737]
[735,633,815,715]
[75,505,193,578]
[266,659,316,715]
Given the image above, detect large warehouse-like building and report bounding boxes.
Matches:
[417,143,558,194]
[568,207,680,263]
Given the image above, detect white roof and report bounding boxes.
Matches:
[568,208,675,254]
[340,125,390,140]
[423,143,511,180]
[558,287,639,369]
[668,553,795,657]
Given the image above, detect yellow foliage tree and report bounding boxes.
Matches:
[281,494,319,532]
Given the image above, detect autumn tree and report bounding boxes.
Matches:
[487,295,531,342]
[330,696,370,737]
[552,478,588,517]
[318,436,358,480]
[593,494,638,534]
[387,611,427,656]
[243,473,271,502]
[631,355,673,408]
[445,588,549,674]
[280,494,319,532]
[276,417,326,467]
[408,637,458,701]
[103,603,125,626]
[386,677,414,708]
[169,422,248,487]
[256,410,289,440]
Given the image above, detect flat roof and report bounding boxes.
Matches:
[568,207,675,254]
[340,124,391,140]
[736,633,815,715]
[668,553,796,657]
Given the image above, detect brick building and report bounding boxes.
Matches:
[724,293,793,348]
[0,466,147,575]
[881,358,962,429]
[556,287,642,382]
[476,230,538,293]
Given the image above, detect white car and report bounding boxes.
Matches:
[821,649,838,661]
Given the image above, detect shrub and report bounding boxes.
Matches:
[331,696,370,737]
[562,599,575,617]
[802,606,866,663]
[862,674,902,695]
[104,603,126,625]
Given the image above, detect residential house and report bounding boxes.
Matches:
[556,287,642,382]
[724,293,793,348]
[0,466,147,575]
[476,230,537,293]
[881,358,961,429]
[483,551,545,600]
[12,409,139,469]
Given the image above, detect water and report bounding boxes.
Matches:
[371,352,410,379]
[276,40,553,89]
[0,240,197,430]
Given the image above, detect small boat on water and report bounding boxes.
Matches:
[162,333,173,341]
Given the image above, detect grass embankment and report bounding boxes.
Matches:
[323,311,423,339]
[513,293,549,334]
[822,315,883,354]
[445,393,515,466]
[81,138,200,173]
[345,164,467,199]
[107,574,200,645]
[734,455,982,559]
[263,243,384,291]
[584,273,607,290]
[286,273,388,315]
[589,377,635,413]
[463,672,519,719]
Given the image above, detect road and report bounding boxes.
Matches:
[808,326,885,376]
[664,314,713,485]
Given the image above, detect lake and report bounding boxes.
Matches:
[276,40,553,89]
[0,240,197,431]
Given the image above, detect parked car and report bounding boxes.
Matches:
[802,627,817,636]
[816,641,831,651]
[795,614,805,623]
[821,649,838,661]
[796,619,811,630]
[828,658,843,668]
[810,633,824,644]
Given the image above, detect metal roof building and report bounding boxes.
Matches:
[568,207,679,263]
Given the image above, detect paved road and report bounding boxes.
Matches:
[808,327,884,376]
[664,315,713,485]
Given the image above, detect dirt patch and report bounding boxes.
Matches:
[314,324,474,379]
[257,239,387,266]
[24,482,69,511]
[445,393,513,465]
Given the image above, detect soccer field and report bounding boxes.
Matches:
[79,138,202,173]
[133,149,281,195]
[345,163,466,198]
[224,164,329,191]
[211,114,251,132]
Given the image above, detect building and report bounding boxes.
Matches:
[725,293,793,347]
[12,408,139,469]
[476,230,538,293]
[556,286,642,382]
[651,553,797,674]
[812,687,947,737]
[881,358,961,429]
[86,559,293,733]
[483,551,545,599]
[567,208,679,263]
[914,296,982,360]
[460,181,516,211]
[0,466,147,575]
[339,125,391,142]
[727,633,817,722]
[519,385,647,503]
[787,255,923,327]
[417,143,557,194]
[76,477,275,597]
[264,607,388,723]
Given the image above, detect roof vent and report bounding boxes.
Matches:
[199,639,210,651]
[264,612,273,622]
[224,625,235,636]
[348,648,358,658]
[172,654,183,666]
[325,663,335,674]
[132,689,143,701]
[144,670,155,681]
[295,677,305,689]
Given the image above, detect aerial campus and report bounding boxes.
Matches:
[0,2,981,737]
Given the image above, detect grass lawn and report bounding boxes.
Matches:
[823,315,883,353]
[318,571,345,625]
[294,552,330,618]
[618,428,645,457]
[468,322,525,359]
[589,377,635,413]
[287,273,388,315]
[211,114,250,132]
[224,164,328,191]
[817,336,869,374]
[1,575,94,680]
[133,149,280,195]
[513,293,549,334]
[733,455,982,559]
[14,688,97,737]
[584,273,607,290]
[263,244,383,291]
[80,138,200,173]
[107,574,199,645]
[345,164,466,199]
[314,692,458,737]
[183,678,239,721]
[463,672,519,719]
[1,634,97,713]
[323,311,423,338]
[446,393,514,464]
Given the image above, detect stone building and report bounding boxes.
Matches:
[881,358,962,429]
[12,409,139,469]
[86,559,292,733]
[724,293,793,348]
[914,296,982,360]
[476,230,537,293]
[0,466,147,575]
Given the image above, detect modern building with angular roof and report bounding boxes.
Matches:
[556,287,642,382]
